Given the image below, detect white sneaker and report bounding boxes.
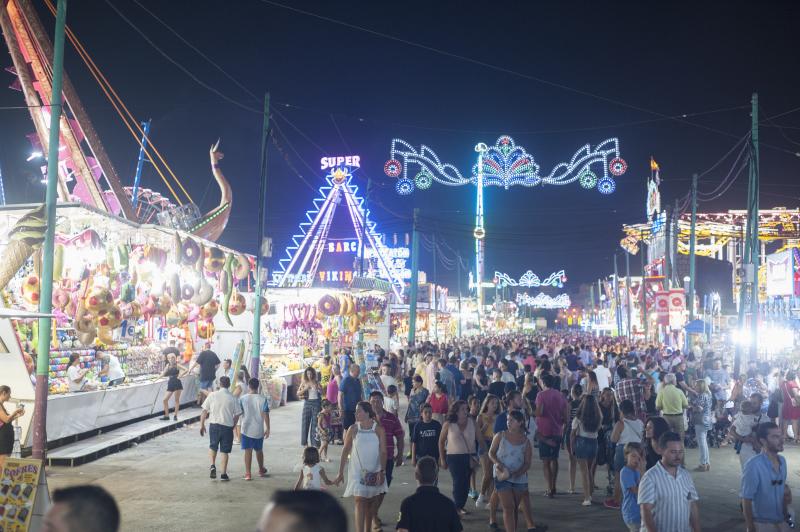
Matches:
[475,494,486,509]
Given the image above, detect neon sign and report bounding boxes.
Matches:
[320,155,361,170]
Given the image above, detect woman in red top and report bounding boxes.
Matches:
[782,370,800,442]
[427,381,450,424]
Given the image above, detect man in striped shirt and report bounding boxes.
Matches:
[638,431,700,532]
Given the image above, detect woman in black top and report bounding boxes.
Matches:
[161,353,187,421]
[0,385,25,459]
[643,381,658,418]
[473,366,489,404]
[643,416,670,470]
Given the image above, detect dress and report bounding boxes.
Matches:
[782,380,800,421]
[165,365,183,392]
[343,421,387,498]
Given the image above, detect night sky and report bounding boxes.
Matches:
[1,0,799,293]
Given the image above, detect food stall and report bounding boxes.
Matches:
[0,203,257,447]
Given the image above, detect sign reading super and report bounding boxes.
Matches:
[320,155,361,170]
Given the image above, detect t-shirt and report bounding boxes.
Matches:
[565,353,579,371]
[339,375,363,411]
[379,411,404,459]
[535,388,567,437]
[594,365,612,390]
[620,466,641,524]
[67,365,85,392]
[380,374,397,391]
[106,355,125,381]
[488,381,506,398]
[412,420,442,459]
[397,486,462,532]
[196,350,220,382]
[239,393,269,439]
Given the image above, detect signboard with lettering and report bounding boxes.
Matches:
[320,155,361,170]
[0,457,42,531]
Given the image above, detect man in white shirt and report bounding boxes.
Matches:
[99,353,125,386]
[594,360,612,390]
[200,376,242,481]
[239,377,271,481]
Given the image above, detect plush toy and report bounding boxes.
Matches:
[228,291,246,316]
[196,320,215,339]
[200,299,219,320]
[21,275,40,306]
[84,286,113,315]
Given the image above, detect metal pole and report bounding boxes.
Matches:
[33,0,67,460]
[432,232,438,343]
[664,205,671,289]
[130,119,151,208]
[749,93,760,362]
[641,230,648,341]
[613,255,623,337]
[250,93,270,378]
[407,208,420,347]
[625,251,632,337]
[359,178,370,276]
[474,143,487,331]
[456,251,462,338]
[688,173,698,321]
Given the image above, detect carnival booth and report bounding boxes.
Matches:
[0,203,260,447]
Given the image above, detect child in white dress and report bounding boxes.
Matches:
[295,447,334,490]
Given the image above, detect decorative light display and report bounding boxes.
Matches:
[494,270,567,289]
[386,134,626,324]
[516,292,571,309]
[386,135,626,193]
[273,165,405,299]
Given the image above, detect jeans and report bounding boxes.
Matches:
[446,454,471,510]
[301,398,321,446]
[695,425,709,466]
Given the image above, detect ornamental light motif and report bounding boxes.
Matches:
[494,270,567,289]
[516,292,572,309]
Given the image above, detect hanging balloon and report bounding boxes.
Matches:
[196,320,215,339]
[181,238,202,266]
[200,299,220,320]
[228,292,246,316]
[204,247,226,272]
[233,255,251,280]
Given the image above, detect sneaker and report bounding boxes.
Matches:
[220,473,230,481]
[475,494,487,509]
[210,465,216,479]
[603,498,620,510]
[159,416,170,421]
[259,467,269,478]
[469,489,479,500]
[581,499,592,507]
[173,415,178,421]
[244,473,252,481]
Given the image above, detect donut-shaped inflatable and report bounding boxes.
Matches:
[181,283,195,301]
[204,247,226,273]
[181,238,201,266]
[228,292,246,316]
[52,287,70,310]
[318,294,340,316]
[233,255,251,280]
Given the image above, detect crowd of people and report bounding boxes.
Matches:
[12,331,799,531]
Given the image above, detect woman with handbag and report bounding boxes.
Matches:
[298,367,323,447]
[781,370,800,443]
[571,394,602,507]
[438,400,479,516]
[690,379,713,471]
[335,401,387,532]
[488,409,547,532]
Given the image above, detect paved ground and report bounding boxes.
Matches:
[46,400,796,532]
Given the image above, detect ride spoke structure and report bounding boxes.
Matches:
[386,135,625,322]
[272,165,405,300]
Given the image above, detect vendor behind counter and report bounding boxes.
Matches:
[99,352,126,386]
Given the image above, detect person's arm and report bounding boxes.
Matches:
[611,419,624,443]
[487,433,502,467]
[439,422,449,469]
[0,405,24,423]
[513,438,532,478]
[742,499,756,532]
[319,467,334,486]
[335,426,355,485]
[395,423,405,467]
[294,469,304,490]
[337,390,345,413]
[655,392,663,411]
[640,503,657,532]
[199,408,208,436]
[375,424,388,485]
[690,500,700,532]
[262,411,271,439]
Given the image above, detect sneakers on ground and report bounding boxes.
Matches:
[244,473,252,481]
[259,467,269,478]
[603,498,620,509]
[469,489,479,500]
[581,499,592,507]
[220,473,230,481]
[209,465,216,479]
[475,494,487,509]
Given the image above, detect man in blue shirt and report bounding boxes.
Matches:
[338,364,363,431]
[445,355,463,399]
[741,421,792,531]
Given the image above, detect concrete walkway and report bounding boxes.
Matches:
[47,400,794,531]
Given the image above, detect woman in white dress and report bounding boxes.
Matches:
[334,401,387,532]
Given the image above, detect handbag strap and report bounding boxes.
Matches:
[455,419,474,453]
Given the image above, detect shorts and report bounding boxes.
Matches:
[209,423,234,453]
[241,434,264,451]
[478,439,492,457]
[494,479,528,492]
[385,458,395,487]
[538,437,560,460]
[317,426,333,444]
[664,413,685,433]
[625,522,641,532]
[574,436,598,460]
[199,379,214,391]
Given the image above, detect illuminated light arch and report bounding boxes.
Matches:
[516,292,571,309]
[272,166,405,299]
[494,270,567,289]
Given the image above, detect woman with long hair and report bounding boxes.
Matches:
[438,400,478,516]
[584,370,600,399]
[334,401,387,532]
[489,409,546,532]
[160,352,188,421]
[0,385,24,463]
[571,394,602,506]
[782,370,800,443]
[643,416,670,470]
[691,379,713,471]
[298,367,323,447]
[476,394,501,508]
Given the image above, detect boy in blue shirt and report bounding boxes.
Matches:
[620,442,643,531]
